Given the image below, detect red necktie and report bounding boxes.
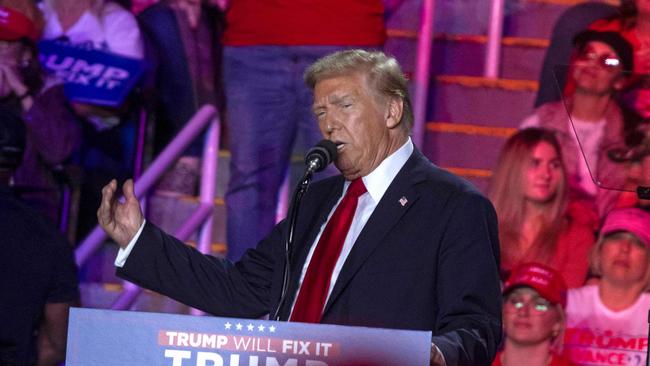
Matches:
[290,178,367,323]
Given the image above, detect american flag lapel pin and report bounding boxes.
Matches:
[399,196,408,206]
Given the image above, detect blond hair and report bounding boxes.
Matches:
[304,49,413,131]
[488,128,568,267]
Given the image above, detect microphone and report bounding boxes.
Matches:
[304,139,338,173]
[272,139,337,321]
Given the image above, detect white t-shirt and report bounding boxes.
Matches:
[520,115,606,196]
[570,116,606,196]
[40,0,144,59]
[565,285,650,366]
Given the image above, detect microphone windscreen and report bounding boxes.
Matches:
[305,139,338,172]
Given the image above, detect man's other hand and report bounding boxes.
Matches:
[97,179,144,248]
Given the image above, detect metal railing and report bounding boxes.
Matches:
[485,0,506,78]
[74,104,221,310]
[410,0,506,146]
[411,0,436,148]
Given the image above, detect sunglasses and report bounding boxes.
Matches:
[504,296,552,315]
[576,49,623,71]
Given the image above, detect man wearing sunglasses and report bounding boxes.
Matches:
[521,30,634,219]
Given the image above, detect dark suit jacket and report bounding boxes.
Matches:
[117,148,502,365]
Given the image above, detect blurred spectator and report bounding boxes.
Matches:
[522,31,633,218]
[138,0,224,196]
[0,1,82,223]
[564,207,650,365]
[39,0,144,131]
[40,0,143,59]
[535,1,618,107]
[590,0,650,119]
[488,128,597,288]
[590,0,650,75]
[0,107,80,366]
[222,0,386,260]
[608,122,650,209]
[493,263,575,366]
[39,0,145,237]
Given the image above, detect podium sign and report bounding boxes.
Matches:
[66,308,432,365]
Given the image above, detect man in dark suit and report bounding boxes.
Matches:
[99,50,502,366]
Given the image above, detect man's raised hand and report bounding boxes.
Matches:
[97,179,144,248]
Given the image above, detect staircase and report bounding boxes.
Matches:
[79,0,587,313]
[385,0,584,190]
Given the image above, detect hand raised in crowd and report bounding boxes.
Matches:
[97,179,144,248]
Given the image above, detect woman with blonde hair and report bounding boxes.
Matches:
[488,128,597,287]
[564,207,650,365]
[494,262,575,366]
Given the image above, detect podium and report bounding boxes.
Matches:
[66,308,432,365]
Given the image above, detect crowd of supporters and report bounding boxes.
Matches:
[0,1,649,365]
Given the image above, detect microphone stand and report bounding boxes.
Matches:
[271,162,319,321]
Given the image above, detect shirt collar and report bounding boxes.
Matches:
[344,137,413,203]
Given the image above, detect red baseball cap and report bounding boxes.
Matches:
[503,262,568,308]
[0,6,39,41]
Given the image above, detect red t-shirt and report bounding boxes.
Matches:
[223,0,385,46]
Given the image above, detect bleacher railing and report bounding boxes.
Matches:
[74,104,220,310]
[411,0,435,148]
[485,0,506,78]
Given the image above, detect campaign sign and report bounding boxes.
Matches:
[38,40,145,107]
[66,308,431,365]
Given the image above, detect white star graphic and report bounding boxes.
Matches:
[236,323,243,331]
[257,325,265,332]
[247,324,254,331]
[268,325,276,333]
[224,322,232,330]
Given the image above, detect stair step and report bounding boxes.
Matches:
[385,0,585,38]
[423,129,504,178]
[440,166,492,193]
[387,35,547,80]
[435,75,538,91]
[504,0,573,38]
[426,121,516,138]
[387,30,549,48]
[428,76,536,126]
[385,0,492,35]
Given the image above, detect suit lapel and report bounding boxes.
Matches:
[322,150,428,315]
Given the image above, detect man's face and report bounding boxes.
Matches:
[572,41,624,95]
[312,73,402,180]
